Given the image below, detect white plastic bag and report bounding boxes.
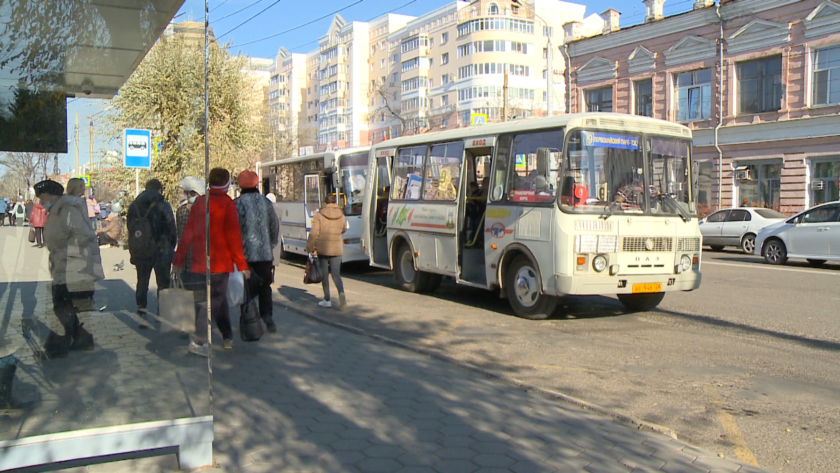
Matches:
[160,275,195,333]
[227,267,245,306]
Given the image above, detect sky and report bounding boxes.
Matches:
[58,0,697,175]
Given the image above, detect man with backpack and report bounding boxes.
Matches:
[127,179,177,328]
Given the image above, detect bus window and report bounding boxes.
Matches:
[507,130,563,203]
[339,151,368,216]
[424,142,464,201]
[391,146,426,200]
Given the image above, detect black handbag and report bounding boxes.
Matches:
[303,254,323,284]
[239,284,263,342]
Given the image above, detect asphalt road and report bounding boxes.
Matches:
[274,249,839,473]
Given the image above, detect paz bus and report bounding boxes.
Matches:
[360,113,702,319]
[258,147,370,262]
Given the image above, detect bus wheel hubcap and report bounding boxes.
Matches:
[401,252,415,283]
[514,267,539,308]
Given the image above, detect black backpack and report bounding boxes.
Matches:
[128,202,157,259]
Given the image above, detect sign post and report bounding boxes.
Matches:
[124,128,152,196]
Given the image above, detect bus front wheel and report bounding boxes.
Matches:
[506,256,557,320]
[617,293,665,312]
[395,244,433,293]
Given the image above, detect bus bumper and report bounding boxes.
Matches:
[553,271,702,296]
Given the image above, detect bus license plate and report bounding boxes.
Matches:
[632,283,662,294]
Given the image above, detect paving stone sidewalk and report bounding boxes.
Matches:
[207,303,774,473]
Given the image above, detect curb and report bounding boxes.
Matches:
[274,299,679,440]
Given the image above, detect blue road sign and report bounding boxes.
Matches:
[124,129,152,168]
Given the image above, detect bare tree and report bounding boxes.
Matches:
[0,151,53,198]
[368,83,406,135]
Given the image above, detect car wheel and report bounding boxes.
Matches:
[762,239,787,265]
[806,259,826,267]
[394,244,432,293]
[709,245,724,252]
[741,234,756,254]
[617,293,665,312]
[505,255,557,320]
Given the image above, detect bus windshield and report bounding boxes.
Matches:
[339,151,368,216]
[559,130,694,217]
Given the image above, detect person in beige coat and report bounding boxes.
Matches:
[305,194,347,310]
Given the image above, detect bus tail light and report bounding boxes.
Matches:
[576,256,586,266]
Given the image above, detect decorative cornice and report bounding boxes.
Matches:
[804,1,840,38]
[568,9,718,57]
[628,46,656,75]
[665,35,717,67]
[576,57,617,83]
[727,19,790,55]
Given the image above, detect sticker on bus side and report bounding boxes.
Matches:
[486,209,510,219]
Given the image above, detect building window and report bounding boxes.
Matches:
[488,4,500,15]
[441,32,448,44]
[738,162,781,210]
[586,86,612,112]
[738,56,783,114]
[634,79,653,117]
[812,44,840,106]
[441,53,449,65]
[811,159,840,205]
[675,69,711,121]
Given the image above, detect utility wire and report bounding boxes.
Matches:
[281,0,417,52]
[210,0,230,13]
[214,0,269,23]
[219,0,285,37]
[230,0,363,48]
[364,0,417,21]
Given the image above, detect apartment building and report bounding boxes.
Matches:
[565,0,840,214]
[367,14,415,143]
[268,0,602,155]
[381,0,601,142]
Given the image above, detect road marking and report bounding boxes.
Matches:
[702,385,759,466]
[704,261,840,276]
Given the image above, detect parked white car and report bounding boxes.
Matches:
[754,201,840,266]
[699,207,787,254]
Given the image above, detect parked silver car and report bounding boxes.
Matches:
[699,207,787,254]
[754,201,840,266]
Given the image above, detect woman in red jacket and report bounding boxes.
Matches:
[173,168,250,356]
[30,201,48,247]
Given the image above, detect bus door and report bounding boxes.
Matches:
[458,137,495,286]
[369,148,395,267]
[304,173,321,233]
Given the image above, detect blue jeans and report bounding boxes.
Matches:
[318,256,343,301]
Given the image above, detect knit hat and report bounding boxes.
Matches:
[237,170,259,189]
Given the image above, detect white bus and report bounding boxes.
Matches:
[258,147,370,263]
[360,113,702,319]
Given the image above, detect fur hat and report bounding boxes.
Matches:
[178,176,205,196]
[34,180,64,197]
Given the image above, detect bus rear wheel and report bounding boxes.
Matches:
[617,293,665,312]
[395,244,434,293]
[506,256,557,320]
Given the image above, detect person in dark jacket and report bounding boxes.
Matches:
[234,170,280,332]
[127,179,177,328]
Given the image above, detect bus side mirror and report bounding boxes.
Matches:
[332,171,341,190]
[491,185,504,201]
[536,148,549,176]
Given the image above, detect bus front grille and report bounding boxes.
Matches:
[677,237,701,252]
[621,237,673,252]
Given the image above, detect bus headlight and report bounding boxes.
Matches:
[679,255,692,273]
[593,255,608,273]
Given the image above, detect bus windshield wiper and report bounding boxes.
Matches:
[660,194,690,222]
[600,202,619,220]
